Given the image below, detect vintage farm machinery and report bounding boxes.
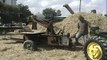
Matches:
[21,4,75,51]
[22,19,72,51]
[84,27,107,60]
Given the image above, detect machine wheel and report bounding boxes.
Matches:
[84,36,107,60]
[23,40,35,51]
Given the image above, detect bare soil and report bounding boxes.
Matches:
[0,35,86,60]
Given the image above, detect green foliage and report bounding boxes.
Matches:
[17,4,32,23]
[42,8,61,20]
[56,10,61,16]
[0,2,19,23]
[0,2,32,24]
[0,2,3,7]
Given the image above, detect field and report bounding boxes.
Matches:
[0,34,86,60]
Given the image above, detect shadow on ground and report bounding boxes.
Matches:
[1,37,83,51]
[4,37,24,44]
[33,44,83,51]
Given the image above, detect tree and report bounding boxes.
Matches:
[17,4,32,23]
[56,10,61,16]
[42,8,61,20]
[0,2,19,24]
[0,3,32,24]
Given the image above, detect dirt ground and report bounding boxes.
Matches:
[0,34,86,60]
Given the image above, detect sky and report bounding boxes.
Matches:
[17,0,107,16]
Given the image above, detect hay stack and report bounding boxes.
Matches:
[37,12,107,35]
[37,23,47,31]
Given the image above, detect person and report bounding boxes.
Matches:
[47,21,55,35]
[31,15,37,30]
[75,15,90,45]
[29,15,37,30]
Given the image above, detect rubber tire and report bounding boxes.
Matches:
[23,40,35,51]
[84,36,107,60]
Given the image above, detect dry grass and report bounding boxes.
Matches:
[54,12,107,36]
[37,12,107,36]
[0,35,86,60]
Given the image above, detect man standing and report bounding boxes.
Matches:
[75,15,89,45]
